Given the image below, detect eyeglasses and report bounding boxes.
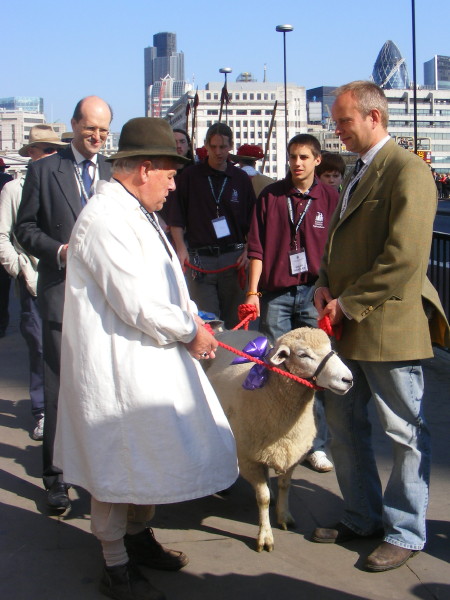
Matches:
[82,127,109,137]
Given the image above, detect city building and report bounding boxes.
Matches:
[424,55,450,90]
[167,76,307,179]
[144,32,190,118]
[372,40,410,89]
[0,110,65,153]
[0,96,44,114]
[306,87,337,126]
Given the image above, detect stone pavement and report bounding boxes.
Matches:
[0,295,449,600]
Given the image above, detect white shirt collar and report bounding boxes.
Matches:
[359,135,391,168]
[71,142,99,166]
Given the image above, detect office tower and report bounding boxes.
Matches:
[424,55,450,90]
[144,32,189,117]
[372,41,410,89]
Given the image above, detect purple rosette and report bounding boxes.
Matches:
[230,336,270,390]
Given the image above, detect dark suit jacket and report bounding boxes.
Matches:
[15,146,111,321]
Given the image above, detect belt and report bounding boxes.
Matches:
[191,243,244,257]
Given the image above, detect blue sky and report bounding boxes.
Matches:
[2,0,449,131]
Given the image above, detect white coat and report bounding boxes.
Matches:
[0,177,39,295]
[54,179,238,504]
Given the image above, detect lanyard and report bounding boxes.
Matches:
[208,176,227,217]
[286,196,312,250]
[73,161,94,204]
[113,178,173,261]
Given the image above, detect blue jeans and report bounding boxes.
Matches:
[260,285,328,453]
[260,285,318,344]
[324,359,430,550]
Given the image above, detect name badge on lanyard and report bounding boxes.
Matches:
[287,196,312,276]
[289,249,308,274]
[208,176,230,239]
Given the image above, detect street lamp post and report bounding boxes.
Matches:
[276,24,294,163]
[219,67,232,123]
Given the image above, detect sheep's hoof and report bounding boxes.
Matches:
[256,537,274,552]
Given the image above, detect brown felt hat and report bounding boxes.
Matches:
[19,125,66,157]
[107,117,190,164]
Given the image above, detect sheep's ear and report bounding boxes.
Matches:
[270,344,291,365]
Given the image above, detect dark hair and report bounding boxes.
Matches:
[205,122,233,146]
[316,152,346,177]
[287,134,321,157]
[72,97,114,122]
[172,128,194,162]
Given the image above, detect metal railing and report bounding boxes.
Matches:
[429,231,450,320]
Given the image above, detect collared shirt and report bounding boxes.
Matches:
[340,135,391,218]
[71,142,99,194]
[247,175,339,291]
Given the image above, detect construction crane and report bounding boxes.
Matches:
[153,75,170,118]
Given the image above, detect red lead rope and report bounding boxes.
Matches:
[203,305,342,391]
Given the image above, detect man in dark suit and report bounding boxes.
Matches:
[16,96,112,511]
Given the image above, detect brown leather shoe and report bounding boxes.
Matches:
[124,528,188,571]
[365,541,419,572]
[312,522,384,544]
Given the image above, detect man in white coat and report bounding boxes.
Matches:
[54,118,238,600]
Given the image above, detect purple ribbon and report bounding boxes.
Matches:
[231,336,270,390]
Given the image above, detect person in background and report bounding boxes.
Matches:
[230,143,274,198]
[316,152,346,191]
[0,125,66,440]
[0,157,13,338]
[168,122,255,328]
[247,133,339,473]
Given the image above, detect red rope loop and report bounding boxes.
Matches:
[184,260,247,290]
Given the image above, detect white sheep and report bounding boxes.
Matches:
[206,326,353,552]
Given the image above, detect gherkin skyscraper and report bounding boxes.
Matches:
[372,41,410,89]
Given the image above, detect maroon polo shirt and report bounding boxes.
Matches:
[166,160,256,248]
[247,175,339,291]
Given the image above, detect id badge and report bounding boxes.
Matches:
[289,249,308,275]
[212,216,230,239]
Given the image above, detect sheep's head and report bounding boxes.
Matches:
[269,327,353,395]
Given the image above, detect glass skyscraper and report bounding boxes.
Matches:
[424,55,450,90]
[144,32,186,116]
[372,41,410,89]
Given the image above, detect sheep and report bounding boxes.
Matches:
[206,326,353,552]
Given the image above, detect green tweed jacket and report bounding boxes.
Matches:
[316,138,449,361]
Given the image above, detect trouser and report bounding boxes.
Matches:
[324,358,430,550]
[42,319,63,489]
[187,249,245,329]
[0,264,11,333]
[260,284,329,454]
[18,277,44,419]
[91,499,156,566]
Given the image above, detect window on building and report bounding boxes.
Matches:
[251,110,262,115]
[214,93,218,100]
[243,120,248,127]
[257,93,261,100]
[235,93,240,100]
[250,132,255,138]
[207,109,218,115]
[206,93,211,100]
[264,94,268,100]
[243,94,247,100]
[250,93,254,100]
[265,110,273,115]
[236,109,247,115]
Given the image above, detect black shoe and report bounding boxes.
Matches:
[124,528,189,571]
[99,561,166,600]
[312,522,384,544]
[47,481,71,512]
